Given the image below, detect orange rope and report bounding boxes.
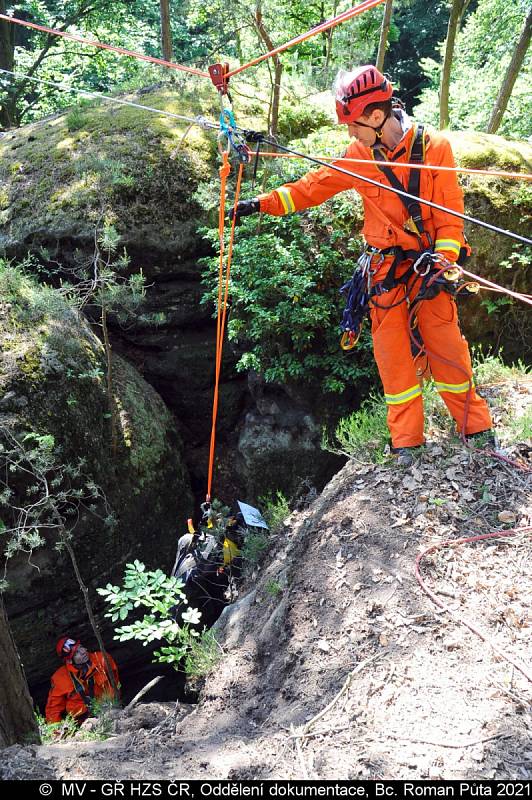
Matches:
[226,0,385,79]
[206,156,245,501]
[0,13,209,77]
[252,151,532,181]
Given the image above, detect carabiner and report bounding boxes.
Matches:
[412,252,432,277]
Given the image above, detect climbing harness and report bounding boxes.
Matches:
[372,124,429,245]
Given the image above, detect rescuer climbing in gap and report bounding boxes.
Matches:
[230,65,495,467]
[45,637,120,724]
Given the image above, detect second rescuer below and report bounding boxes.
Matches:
[231,65,494,467]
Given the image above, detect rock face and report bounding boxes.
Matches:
[0,87,529,512]
[0,271,193,691]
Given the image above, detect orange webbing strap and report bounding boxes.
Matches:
[206,155,245,501]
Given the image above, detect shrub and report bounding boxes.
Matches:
[259,490,290,533]
[331,393,389,463]
[97,560,203,673]
[201,169,376,395]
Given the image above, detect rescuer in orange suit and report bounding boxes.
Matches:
[231,65,494,466]
[45,636,120,724]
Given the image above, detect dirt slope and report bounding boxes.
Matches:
[2,383,530,780]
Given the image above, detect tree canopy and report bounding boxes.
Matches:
[0,0,529,137]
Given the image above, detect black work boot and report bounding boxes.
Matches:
[465,429,498,449]
[390,445,422,467]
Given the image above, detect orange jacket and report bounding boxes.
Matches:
[45,651,120,723]
[258,123,464,262]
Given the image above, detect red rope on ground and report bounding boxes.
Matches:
[0,13,209,77]
[226,0,385,79]
[206,156,245,502]
[415,528,532,684]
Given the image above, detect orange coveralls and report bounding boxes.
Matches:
[258,123,492,447]
[45,651,120,723]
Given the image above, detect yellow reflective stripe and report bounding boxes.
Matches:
[435,380,473,394]
[276,186,296,214]
[435,239,461,257]
[385,384,422,405]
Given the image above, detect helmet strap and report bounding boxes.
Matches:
[352,111,391,146]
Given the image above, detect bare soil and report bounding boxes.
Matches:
[2,384,531,780]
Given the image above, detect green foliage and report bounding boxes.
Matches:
[277,102,333,141]
[182,629,222,680]
[0,257,72,324]
[201,166,375,395]
[35,698,117,743]
[265,579,283,597]
[241,531,269,570]
[414,0,532,137]
[0,426,112,567]
[331,392,389,463]
[259,490,289,533]
[472,346,530,385]
[97,560,203,673]
[505,406,532,442]
[35,713,79,744]
[385,0,451,110]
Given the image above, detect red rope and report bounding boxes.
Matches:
[226,0,385,79]
[0,13,209,78]
[461,268,532,307]
[415,528,532,683]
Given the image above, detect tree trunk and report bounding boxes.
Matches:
[64,540,119,696]
[376,0,394,72]
[0,598,39,747]
[254,2,283,138]
[439,0,466,130]
[487,6,532,134]
[101,306,117,458]
[160,0,173,62]
[0,0,16,128]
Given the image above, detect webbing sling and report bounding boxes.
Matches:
[69,671,95,708]
[372,124,426,240]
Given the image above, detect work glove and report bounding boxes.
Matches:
[228,198,260,221]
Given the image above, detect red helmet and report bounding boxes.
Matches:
[335,65,393,124]
[56,636,80,660]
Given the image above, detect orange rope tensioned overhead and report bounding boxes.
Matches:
[225,0,386,79]
[206,155,245,502]
[0,13,209,78]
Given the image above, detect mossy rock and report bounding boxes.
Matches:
[0,268,193,688]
